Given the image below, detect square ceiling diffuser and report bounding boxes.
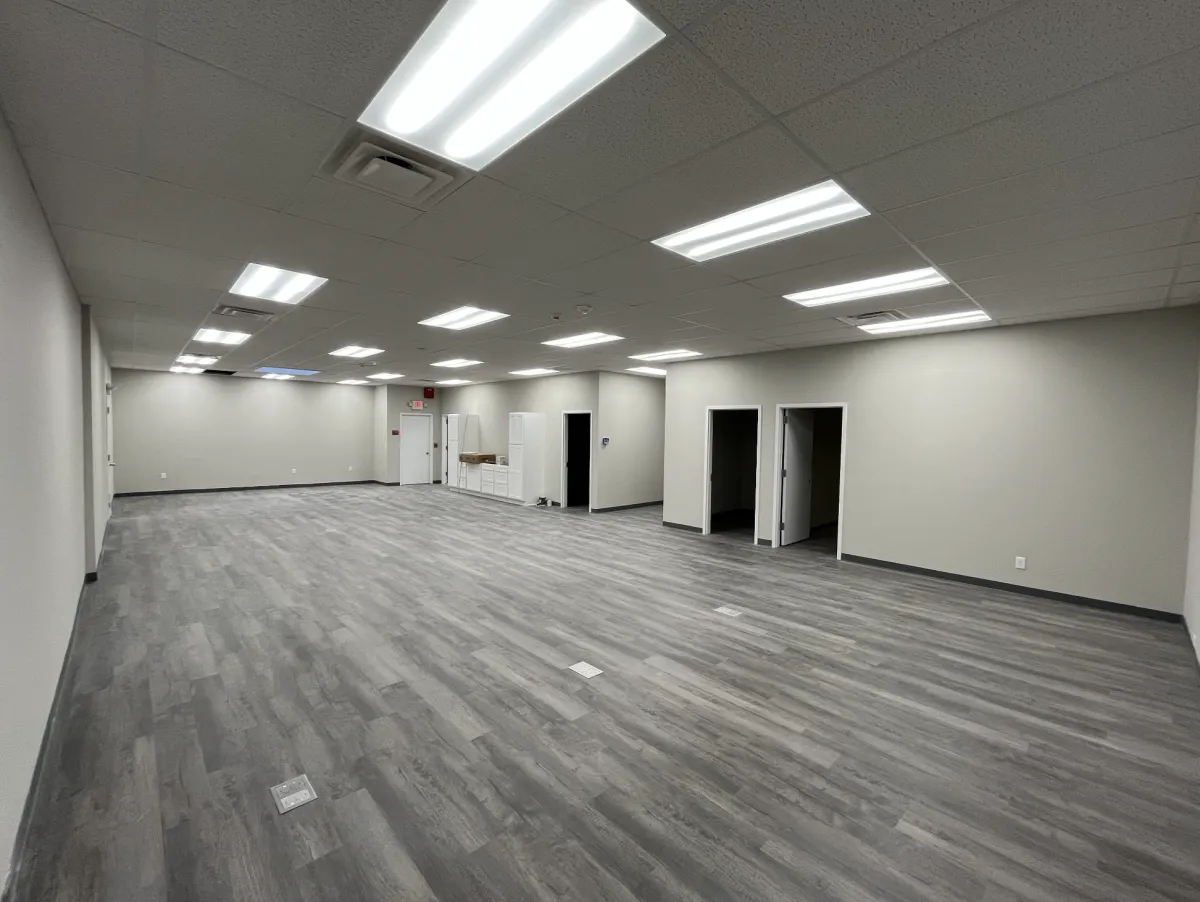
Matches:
[358,0,665,170]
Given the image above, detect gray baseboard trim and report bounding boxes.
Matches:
[756,538,772,547]
[592,500,663,513]
[5,575,93,901]
[842,553,1182,623]
[1185,616,1200,684]
[663,520,703,533]
[115,480,373,498]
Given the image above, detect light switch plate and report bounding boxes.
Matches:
[270,774,317,814]
[568,661,603,679]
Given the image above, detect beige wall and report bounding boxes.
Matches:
[441,373,599,504]
[665,309,1200,613]
[112,370,375,493]
[595,372,665,510]
[0,115,87,885]
[1183,348,1200,662]
[373,386,388,483]
[383,385,442,484]
[80,308,111,571]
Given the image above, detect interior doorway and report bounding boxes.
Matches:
[774,404,846,557]
[399,413,432,485]
[704,406,761,542]
[562,411,592,509]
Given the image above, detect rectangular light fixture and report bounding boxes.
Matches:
[431,358,482,368]
[629,349,700,362]
[169,366,203,374]
[653,180,869,262]
[261,373,295,380]
[368,372,405,380]
[358,0,665,170]
[542,332,622,348]
[256,366,319,376]
[786,267,950,307]
[176,354,217,366]
[627,366,667,377]
[859,310,992,335]
[339,379,370,385]
[230,263,327,304]
[330,346,384,358]
[510,368,558,376]
[437,379,472,386]
[419,306,509,330]
[194,328,250,345]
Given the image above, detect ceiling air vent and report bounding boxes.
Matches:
[213,303,275,321]
[202,369,237,376]
[836,310,906,327]
[323,130,468,209]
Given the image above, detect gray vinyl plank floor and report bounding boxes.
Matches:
[9,484,1200,901]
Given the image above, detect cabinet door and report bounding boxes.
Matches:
[508,471,523,501]
[509,413,523,445]
[508,443,524,472]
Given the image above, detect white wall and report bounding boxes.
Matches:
[665,309,1200,613]
[442,373,600,504]
[0,114,86,885]
[112,370,375,493]
[80,307,111,571]
[1182,346,1200,662]
[594,372,666,510]
[373,386,388,483]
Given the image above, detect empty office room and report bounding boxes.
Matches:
[5,1,1200,900]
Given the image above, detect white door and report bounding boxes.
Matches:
[441,416,450,483]
[400,414,432,485]
[105,386,115,502]
[781,409,814,545]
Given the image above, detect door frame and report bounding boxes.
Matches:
[399,412,434,485]
[771,402,848,557]
[560,410,593,511]
[702,405,762,542]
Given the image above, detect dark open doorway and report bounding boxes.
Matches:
[707,408,759,540]
[564,412,591,508]
[779,406,843,556]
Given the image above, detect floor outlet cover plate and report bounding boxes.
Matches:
[569,661,603,679]
[714,606,742,617]
[271,775,317,814]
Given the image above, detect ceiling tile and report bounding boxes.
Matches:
[983,285,1169,314]
[611,281,772,313]
[998,300,1166,326]
[299,280,418,315]
[787,3,1200,172]
[886,127,1200,241]
[0,0,144,169]
[543,242,731,296]
[975,272,1175,308]
[688,0,1018,113]
[55,226,243,290]
[583,124,827,239]
[488,40,763,210]
[202,305,358,369]
[472,214,639,280]
[959,247,1183,298]
[644,0,730,27]
[156,0,439,115]
[1176,264,1200,285]
[83,297,199,326]
[55,0,148,33]
[917,180,1196,264]
[941,219,1191,282]
[749,244,933,296]
[143,46,344,208]
[282,177,424,243]
[70,267,224,310]
[393,176,566,261]
[250,213,384,284]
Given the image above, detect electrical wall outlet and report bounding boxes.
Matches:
[292,468,297,474]
[348,465,353,471]
[160,472,166,479]
[1015,556,1027,570]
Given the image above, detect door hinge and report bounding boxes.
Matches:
[782,468,786,478]
[780,521,785,532]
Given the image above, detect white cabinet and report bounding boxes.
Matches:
[465,463,482,493]
[506,412,544,505]
[444,413,480,487]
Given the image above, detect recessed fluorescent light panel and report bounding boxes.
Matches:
[176,354,217,366]
[261,373,295,380]
[339,379,370,385]
[787,268,950,307]
[169,366,203,374]
[368,372,405,380]
[419,306,509,330]
[194,328,250,345]
[859,310,992,335]
[629,349,700,362]
[256,367,319,377]
[510,368,558,376]
[431,358,482,368]
[627,366,667,376]
[653,180,869,262]
[358,0,665,170]
[542,332,622,348]
[330,346,385,358]
[437,379,472,386]
[230,264,327,304]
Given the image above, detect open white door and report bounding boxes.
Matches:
[780,409,814,545]
[400,414,432,485]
